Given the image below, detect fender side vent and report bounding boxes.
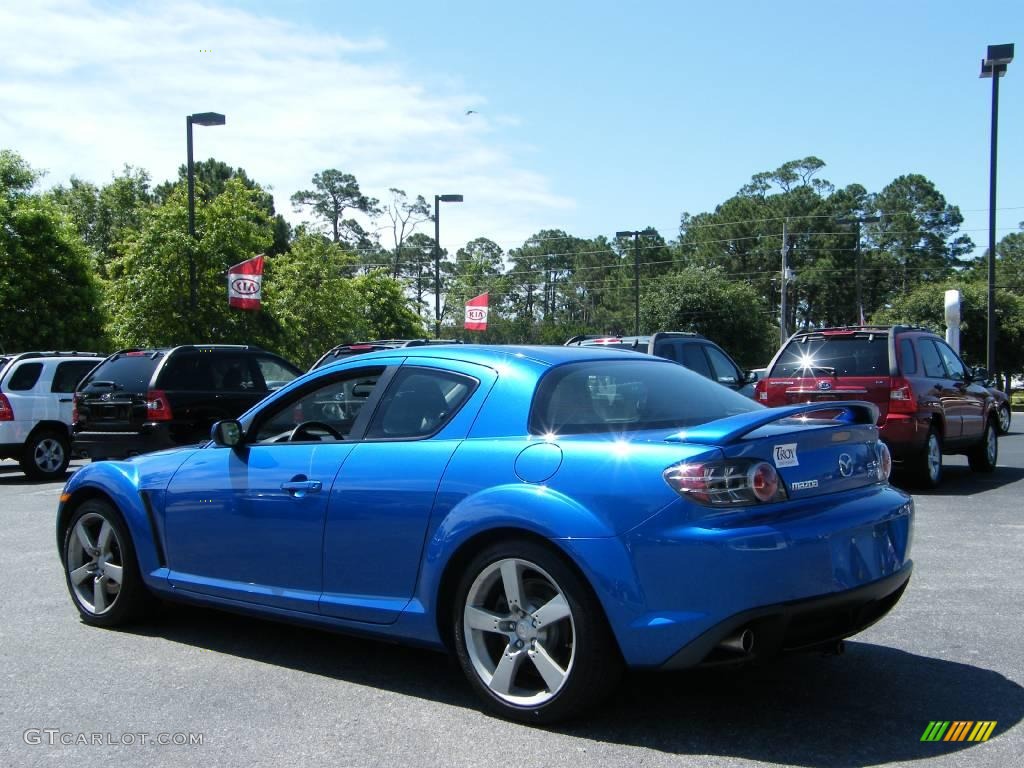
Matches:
[139,491,167,567]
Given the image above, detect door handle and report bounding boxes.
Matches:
[59,398,73,402]
[280,480,322,493]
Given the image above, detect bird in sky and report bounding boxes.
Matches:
[465,109,477,115]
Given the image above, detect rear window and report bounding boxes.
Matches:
[51,360,100,393]
[81,354,160,393]
[770,335,889,378]
[530,360,760,435]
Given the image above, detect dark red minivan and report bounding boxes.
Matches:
[754,326,998,487]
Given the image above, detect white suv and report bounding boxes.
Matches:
[0,353,104,480]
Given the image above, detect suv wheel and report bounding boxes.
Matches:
[967,420,998,473]
[913,426,943,489]
[22,429,70,480]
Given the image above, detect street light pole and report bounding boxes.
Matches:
[184,111,225,322]
[616,230,642,335]
[980,43,1014,373]
[433,194,463,338]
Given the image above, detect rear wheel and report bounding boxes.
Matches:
[967,420,998,473]
[452,539,622,723]
[997,404,1011,435]
[21,429,70,480]
[61,500,153,626]
[913,426,943,489]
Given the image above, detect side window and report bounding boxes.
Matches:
[705,345,741,386]
[253,367,386,443]
[7,362,43,391]
[935,341,968,382]
[898,338,918,375]
[209,356,257,391]
[652,339,679,362]
[679,345,713,379]
[51,361,99,393]
[919,340,947,379]
[365,367,476,440]
[157,354,211,391]
[255,356,299,391]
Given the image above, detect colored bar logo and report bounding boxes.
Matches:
[921,721,997,742]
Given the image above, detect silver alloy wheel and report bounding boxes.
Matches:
[34,437,65,474]
[998,405,1011,434]
[986,423,997,464]
[463,557,576,707]
[927,433,941,483]
[66,512,124,615]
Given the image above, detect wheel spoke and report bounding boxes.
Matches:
[532,593,571,627]
[499,560,524,610]
[465,606,505,633]
[529,641,568,692]
[489,646,524,695]
[97,521,113,552]
[103,564,123,585]
[75,523,96,553]
[93,578,107,612]
[70,564,93,585]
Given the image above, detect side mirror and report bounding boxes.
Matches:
[745,370,760,384]
[211,419,243,447]
[971,366,990,384]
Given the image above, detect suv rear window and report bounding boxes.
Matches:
[80,354,161,393]
[770,334,889,378]
[530,360,760,435]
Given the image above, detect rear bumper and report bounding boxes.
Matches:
[879,413,929,459]
[72,424,176,460]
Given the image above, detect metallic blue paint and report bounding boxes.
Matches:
[57,345,914,668]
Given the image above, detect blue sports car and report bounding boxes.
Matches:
[57,345,913,722]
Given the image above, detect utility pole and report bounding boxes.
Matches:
[779,220,789,346]
[616,230,642,335]
[838,215,880,325]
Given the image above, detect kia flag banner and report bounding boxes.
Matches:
[464,292,489,331]
[228,255,264,311]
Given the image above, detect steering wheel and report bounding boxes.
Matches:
[288,420,344,442]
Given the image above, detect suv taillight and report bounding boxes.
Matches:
[72,393,79,424]
[146,389,173,421]
[0,394,12,421]
[753,379,768,402]
[663,459,787,507]
[889,377,916,414]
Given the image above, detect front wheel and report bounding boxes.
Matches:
[452,539,622,723]
[62,500,153,626]
[967,420,998,473]
[997,404,1011,435]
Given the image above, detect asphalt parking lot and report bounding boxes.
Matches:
[1,436,1022,768]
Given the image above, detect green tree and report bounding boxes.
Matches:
[291,169,380,246]
[105,179,278,348]
[640,266,776,367]
[381,188,431,278]
[351,270,426,340]
[0,150,105,351]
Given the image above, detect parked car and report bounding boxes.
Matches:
[72,345,302,460]
[58,345,913,723]
[310,339,464,371]
[564,332,758,396]
[754,326,998,488]
[0,352,105,479]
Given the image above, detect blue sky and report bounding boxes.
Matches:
[1,0,1021,257]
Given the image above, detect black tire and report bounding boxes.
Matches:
[912,425,943,489]
[61,499,153,626]
[21,429,70,481]
[967,420,998,473]
[997,404,1011,435]
[452,538,623,724]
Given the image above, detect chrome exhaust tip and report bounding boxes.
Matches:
[719,628,755,654]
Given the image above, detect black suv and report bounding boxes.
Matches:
[564,332,758,396]
[73,345,303,460]
[310,339,464,371]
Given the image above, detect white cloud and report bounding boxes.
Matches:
[0,0,574,254]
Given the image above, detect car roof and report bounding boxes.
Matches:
[323,344,662,370]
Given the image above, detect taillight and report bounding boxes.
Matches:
[663,459,786,507]
[889,377,916,414]
[875,441,892,481]
[72,393,80,424]
[146,389,173,421]
[0,394,12,421]
[754,379,768,402]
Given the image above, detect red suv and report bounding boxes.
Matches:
[754,326,998,487]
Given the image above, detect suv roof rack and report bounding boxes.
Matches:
[2,351,103,362]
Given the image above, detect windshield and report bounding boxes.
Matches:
[530,359,761,435]
[771,335,889,378]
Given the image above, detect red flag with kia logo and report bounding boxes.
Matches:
[228,255,264,311]
[464,292,489,331]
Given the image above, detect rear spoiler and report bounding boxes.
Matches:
[666,401,879,446]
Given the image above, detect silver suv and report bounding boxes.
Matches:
[0,352,104,479]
